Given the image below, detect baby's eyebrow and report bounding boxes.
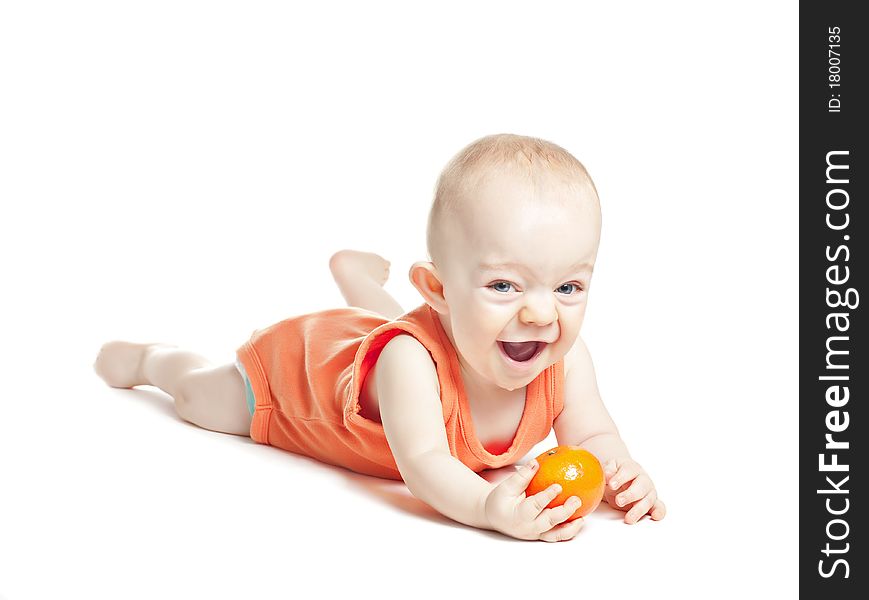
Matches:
[477,260,594,274]
[566,260,594,273]
[477,261,526,272]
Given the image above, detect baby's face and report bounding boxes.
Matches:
[436,170,601,392]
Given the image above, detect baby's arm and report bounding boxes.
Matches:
[376,335,583,541]
[554,336,666,524]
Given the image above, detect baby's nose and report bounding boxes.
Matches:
[519,298,558,326]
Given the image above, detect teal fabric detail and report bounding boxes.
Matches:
[236,360,256,416]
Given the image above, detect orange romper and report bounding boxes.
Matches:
[235,303,565,481]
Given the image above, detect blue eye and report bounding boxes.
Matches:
[556,283,583,295]
[489,281,515,293]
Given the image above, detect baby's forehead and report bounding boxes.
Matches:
[428,150,601,270]
[456,178,598,230]
[453,204,598,270]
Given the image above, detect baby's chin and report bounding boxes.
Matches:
[493,369,546,392]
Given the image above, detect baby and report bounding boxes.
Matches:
[94,133,665,542]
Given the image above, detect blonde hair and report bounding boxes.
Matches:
[426,133,598,264]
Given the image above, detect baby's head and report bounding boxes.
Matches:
[410,133,602,392]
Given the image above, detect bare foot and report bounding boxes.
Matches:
[329,249,391,286]
[93,341,174,388]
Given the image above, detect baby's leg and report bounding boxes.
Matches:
[93,342,252,436]
[329,250,405,319]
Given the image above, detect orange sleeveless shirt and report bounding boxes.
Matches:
[235,303,565,480]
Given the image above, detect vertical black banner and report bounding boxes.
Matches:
[800,2,865,596]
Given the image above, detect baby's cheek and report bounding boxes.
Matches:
[562,321,582,345]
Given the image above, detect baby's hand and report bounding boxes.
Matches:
[483,459,585,542]
[603,458,666,524]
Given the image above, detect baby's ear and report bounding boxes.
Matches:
[409,261,448,314]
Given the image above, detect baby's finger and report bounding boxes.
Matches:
[605,480,631,502]
[625,490,656,524]
[498,460,540,497]
[533,495,582,532]
[608,461,642,491]
[603,459,618,479]
[539,516,585,543]
[650,499,667,520]
[519,483,563,520]
[613,474,651,508]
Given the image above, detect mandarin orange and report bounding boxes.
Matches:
[524,446,605,521]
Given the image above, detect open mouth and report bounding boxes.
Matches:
[498,341,545,363]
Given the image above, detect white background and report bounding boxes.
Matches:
[0,1,798,598]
